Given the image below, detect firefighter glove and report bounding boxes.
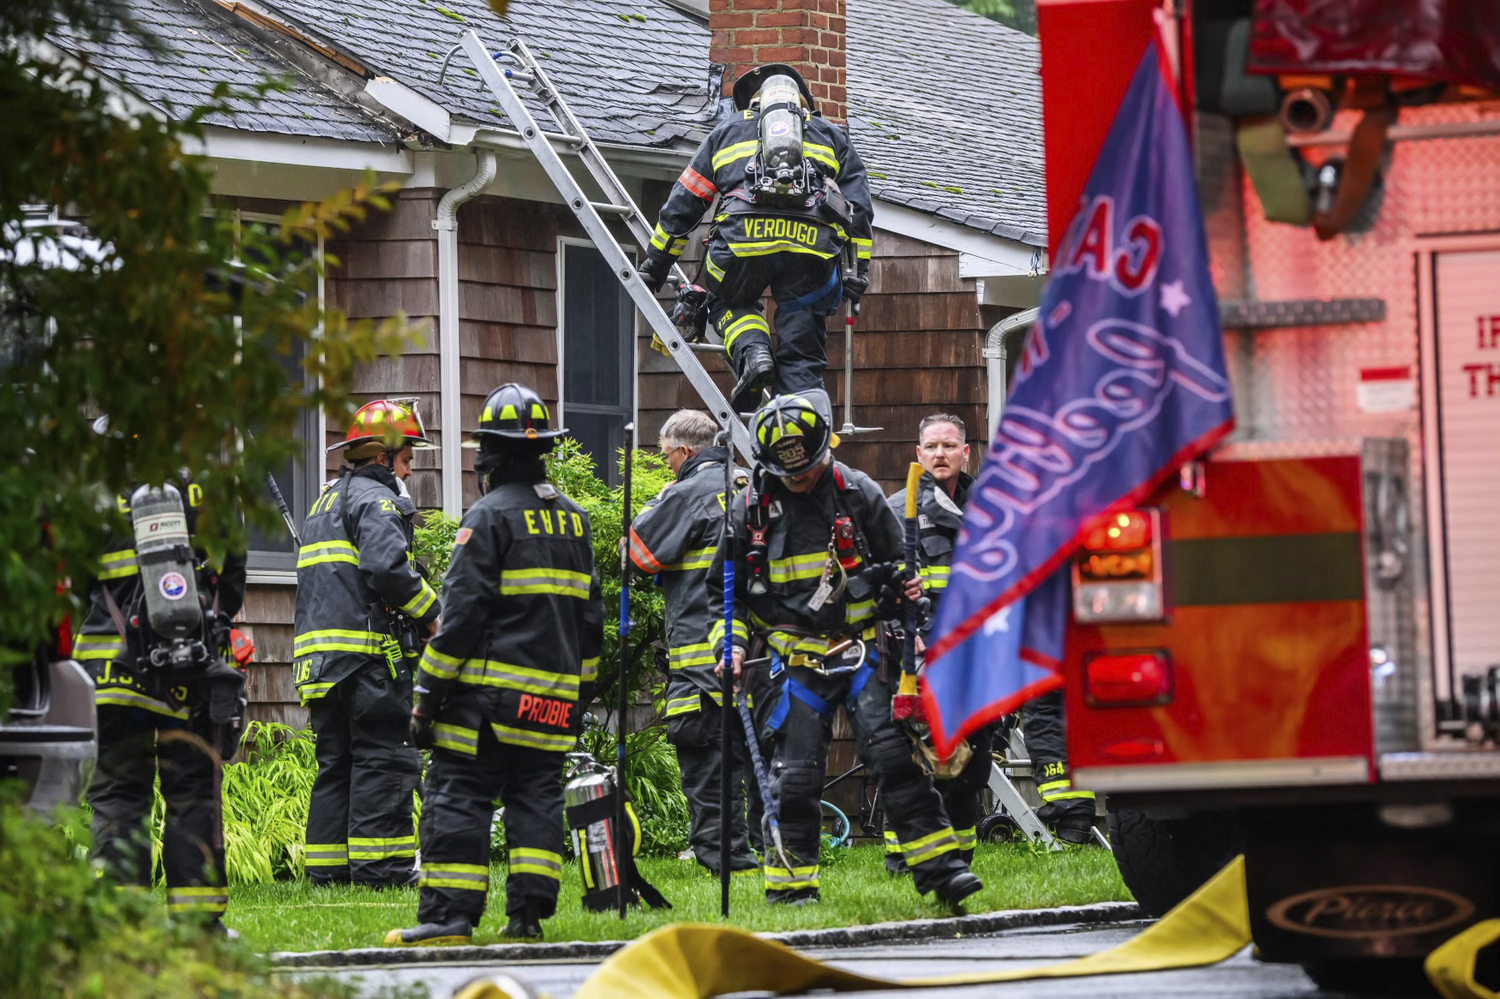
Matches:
[410,687,442,750]
[638,255,672,294]
[866,561,905,619]
[842,271,869,313]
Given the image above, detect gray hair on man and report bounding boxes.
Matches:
[658,409,719,453]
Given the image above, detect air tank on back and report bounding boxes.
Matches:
[130,482,202,640]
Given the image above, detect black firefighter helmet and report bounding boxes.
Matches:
[751,393,831,478]
[732,63,817,113]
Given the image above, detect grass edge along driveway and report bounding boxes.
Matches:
[230,842,1130,953]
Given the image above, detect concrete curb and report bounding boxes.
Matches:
[271,900,1144,969]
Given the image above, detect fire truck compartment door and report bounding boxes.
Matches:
[1067,454,1376,790]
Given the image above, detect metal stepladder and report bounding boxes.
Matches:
[985,721,1110,850]
[441,30,754,461]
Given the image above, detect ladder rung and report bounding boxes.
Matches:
[503,69,536,84]
[687,341,724,354]
[590,202,634,217]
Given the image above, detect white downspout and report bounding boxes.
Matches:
[982,307,1038,441]
[433,150,497,518]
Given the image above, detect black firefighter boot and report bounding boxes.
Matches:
[730,343,775,414]
[501,899,544,942]
[383,919,473,947]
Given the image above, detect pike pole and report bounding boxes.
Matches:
[616,422,635,919]
[892,462,925,721]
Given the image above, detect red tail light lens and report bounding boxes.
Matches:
[1083,651,1171,707]
[1081,510,1152,551]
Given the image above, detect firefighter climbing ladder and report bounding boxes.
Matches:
[443,30,755,461]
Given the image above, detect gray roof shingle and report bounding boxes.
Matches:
[254,0,717,147]
[848,0,1045,246]
[53,0,401,144]
[61,0,1043,243]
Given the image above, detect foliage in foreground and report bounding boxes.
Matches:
[227,840,1132,952]
[0,794,415,999]
[0,0,414,692]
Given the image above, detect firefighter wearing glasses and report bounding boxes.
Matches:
[387,383,603,946]
[637,64,873,419]
[79,469,247,931]
[711,394,982,907]
[628,409,759,875]
[294,399,441,888]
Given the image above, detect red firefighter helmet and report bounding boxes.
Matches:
[330,399,435,459]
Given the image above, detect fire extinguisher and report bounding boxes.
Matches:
[563,751,671,913]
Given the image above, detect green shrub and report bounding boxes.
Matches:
[412,510,459,590]
[221,722,317,884]
[0,792,383,999]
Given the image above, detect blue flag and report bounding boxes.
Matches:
[921,42,1235,756]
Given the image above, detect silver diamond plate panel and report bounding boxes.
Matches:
[1225,101,1500,753]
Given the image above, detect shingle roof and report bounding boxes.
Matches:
[848,0,1045,246]
[52,0,401,144]
[254,0,717,147]
[67,0,1044,243]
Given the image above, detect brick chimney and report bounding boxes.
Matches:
[708,0,846,124]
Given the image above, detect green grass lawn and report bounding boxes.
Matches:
[228,841,1131,953]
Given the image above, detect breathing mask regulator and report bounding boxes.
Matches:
[747,75,815,208]
[128,482,246,755]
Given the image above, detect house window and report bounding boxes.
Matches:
[557,239,636,485]
[235,212,323,575]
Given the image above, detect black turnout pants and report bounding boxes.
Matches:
[305,657,420,886]
[669,692,759,873]
[764,657,968,901]
[416,726,566,927]
[89,701,228,923]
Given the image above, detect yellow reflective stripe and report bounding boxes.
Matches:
[669,642,716,668]
[665,694,702,717]
[304,843,348,866]
[803,142,838,173]
[768,552,828,584]
[400,581,438,619]
[709,618,749,648]
[500,567,592,599]
[509,847,563,880]
[419,645,463,681]
[661,546,718,572]
[846,599,875,624]
[293,629,382,656]
[458,660,581,698]
[166,885,228,913]
[492,722,575,752]
[711,139,758,170]
[1042,789,1097,802]
[298,682,336,704]
[420,863,488,891]
[651,223,674,252]
[706,255,725,281]
[297,540,358,568]
[74,635,126,661]
[98,548,139,579]
[900,826,960,866]
[720,314,769,353]
[349,836,416,860]
[433,722,479,755]
[955,827,977,851]
[851,236,873,260]
[95,686,189,719]
[883,830,902,854]
[581,657,599,684]
[763,863,819,889]
[726,241,838,259]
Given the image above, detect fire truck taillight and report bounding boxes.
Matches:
[1072,508,1164,623]
[1084,651,1171,707]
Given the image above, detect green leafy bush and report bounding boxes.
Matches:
[0,793,379,999]
[221,722,317,884]
[412,510,459,590]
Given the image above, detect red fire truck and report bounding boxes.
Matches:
[1041,0,1500,989]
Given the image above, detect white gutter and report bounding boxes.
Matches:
[434,150,498,517]
[983,307,1037,440]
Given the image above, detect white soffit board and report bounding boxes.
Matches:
[874,201,1042,279]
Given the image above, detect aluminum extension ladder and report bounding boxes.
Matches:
[442,30,754,461]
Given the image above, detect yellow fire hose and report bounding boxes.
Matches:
[450,856,1500,999]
